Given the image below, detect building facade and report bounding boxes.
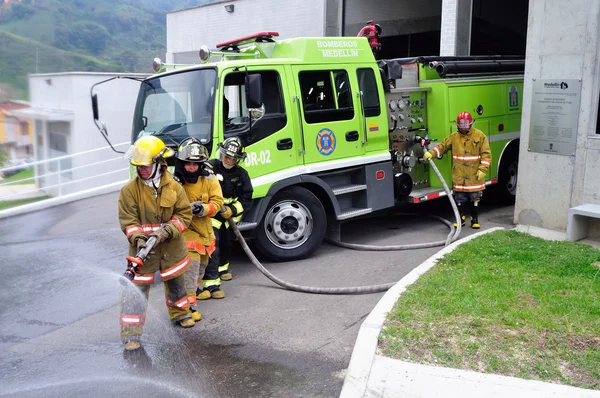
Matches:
[14,73,146,196]
[167,0,327,64]
[166,0,528,63]
[0,100,33,161]
[515,0,600,236]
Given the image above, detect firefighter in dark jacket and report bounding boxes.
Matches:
[423,111,491,229]
[198,137,253,299]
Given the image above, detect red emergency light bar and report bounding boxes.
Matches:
[216,31,279,50]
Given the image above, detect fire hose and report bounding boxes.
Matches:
[122,160,461,294]
[229,159,462,294]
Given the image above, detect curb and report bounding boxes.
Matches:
[0,180,127,220]
[339,227,504,398]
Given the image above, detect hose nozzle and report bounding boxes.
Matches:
[121,256,143,285]
[123,267,136,282]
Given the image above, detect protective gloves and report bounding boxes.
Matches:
[477,170,486,181]
[135,236,147,251]
[220,205,232,219]
[190,201,205,217]
[423,152,433,161]
[149,226,171,245]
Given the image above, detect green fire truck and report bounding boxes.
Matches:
[93,30,523,261]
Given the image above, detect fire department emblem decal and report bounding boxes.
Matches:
[316,128,336,156]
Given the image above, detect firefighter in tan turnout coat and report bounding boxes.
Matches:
[118,136,195,351]
[424,111,491,229]
[173,138,224,319]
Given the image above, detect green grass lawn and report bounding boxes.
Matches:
[0,168,34,185]
[380,230,600,390]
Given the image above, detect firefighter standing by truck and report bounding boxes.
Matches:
[423,112,491,229]
[118,136,195,352]
[174,138,224,314]
[198,137,253,299]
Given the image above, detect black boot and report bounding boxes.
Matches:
[471,200,480,229]
[453,203,466,227]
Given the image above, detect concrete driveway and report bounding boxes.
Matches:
[0,192,515,397]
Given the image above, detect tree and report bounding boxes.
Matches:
[68,21,110,55]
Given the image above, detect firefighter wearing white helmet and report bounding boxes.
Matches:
[173,138,224,315]
[423,112,491,229]
[118,136,195,351]
[198,137,253,299]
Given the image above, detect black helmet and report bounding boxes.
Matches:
[177,137,209,163]
[174,138,210,184]
[218,137,247,164]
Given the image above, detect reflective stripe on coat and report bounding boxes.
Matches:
[428,127,492,193]
[118,170,192,279]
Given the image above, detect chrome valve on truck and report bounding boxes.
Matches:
[415,134,430,149]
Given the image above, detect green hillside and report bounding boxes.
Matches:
[0,0,218,99]
[0,31,118,98]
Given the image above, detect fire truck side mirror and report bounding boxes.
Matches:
[245,74,263,109]
[92,94,99,121]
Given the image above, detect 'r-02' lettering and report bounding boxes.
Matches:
[245,150,271,167]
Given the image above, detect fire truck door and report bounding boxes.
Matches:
[219,67,300,178]
[291,65,365,165]
[356,66,386,154]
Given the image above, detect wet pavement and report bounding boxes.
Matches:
[0,192,515,397]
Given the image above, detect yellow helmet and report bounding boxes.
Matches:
[125,136,175,166]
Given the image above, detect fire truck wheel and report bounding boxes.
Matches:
[497,154,518,204]
[254,186,327,261]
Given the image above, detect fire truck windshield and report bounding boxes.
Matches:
[132,68,217,151]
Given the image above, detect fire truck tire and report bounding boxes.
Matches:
[496,154,518,204]
[254,186,327,261]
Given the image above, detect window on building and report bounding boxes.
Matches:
[47,122,71,178]
[4,117,15,142]
[357,68,381,117]
[223,70,286,146]
[299,70,354,124]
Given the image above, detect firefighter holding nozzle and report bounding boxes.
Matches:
[118,136,195,352]
[423,111,491,229]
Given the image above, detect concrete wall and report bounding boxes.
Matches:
[344,0,441,37]
[325,0,343,37]
[515,0,600,232]
[28,73,145,195]
[440,0,471,55]
[166,0,325,63]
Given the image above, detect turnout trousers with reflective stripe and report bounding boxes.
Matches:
[120,272,191,343]
[183,229,214,308]
[454,191,483,204]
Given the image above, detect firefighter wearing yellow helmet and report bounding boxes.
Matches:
[118,136,195,351]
